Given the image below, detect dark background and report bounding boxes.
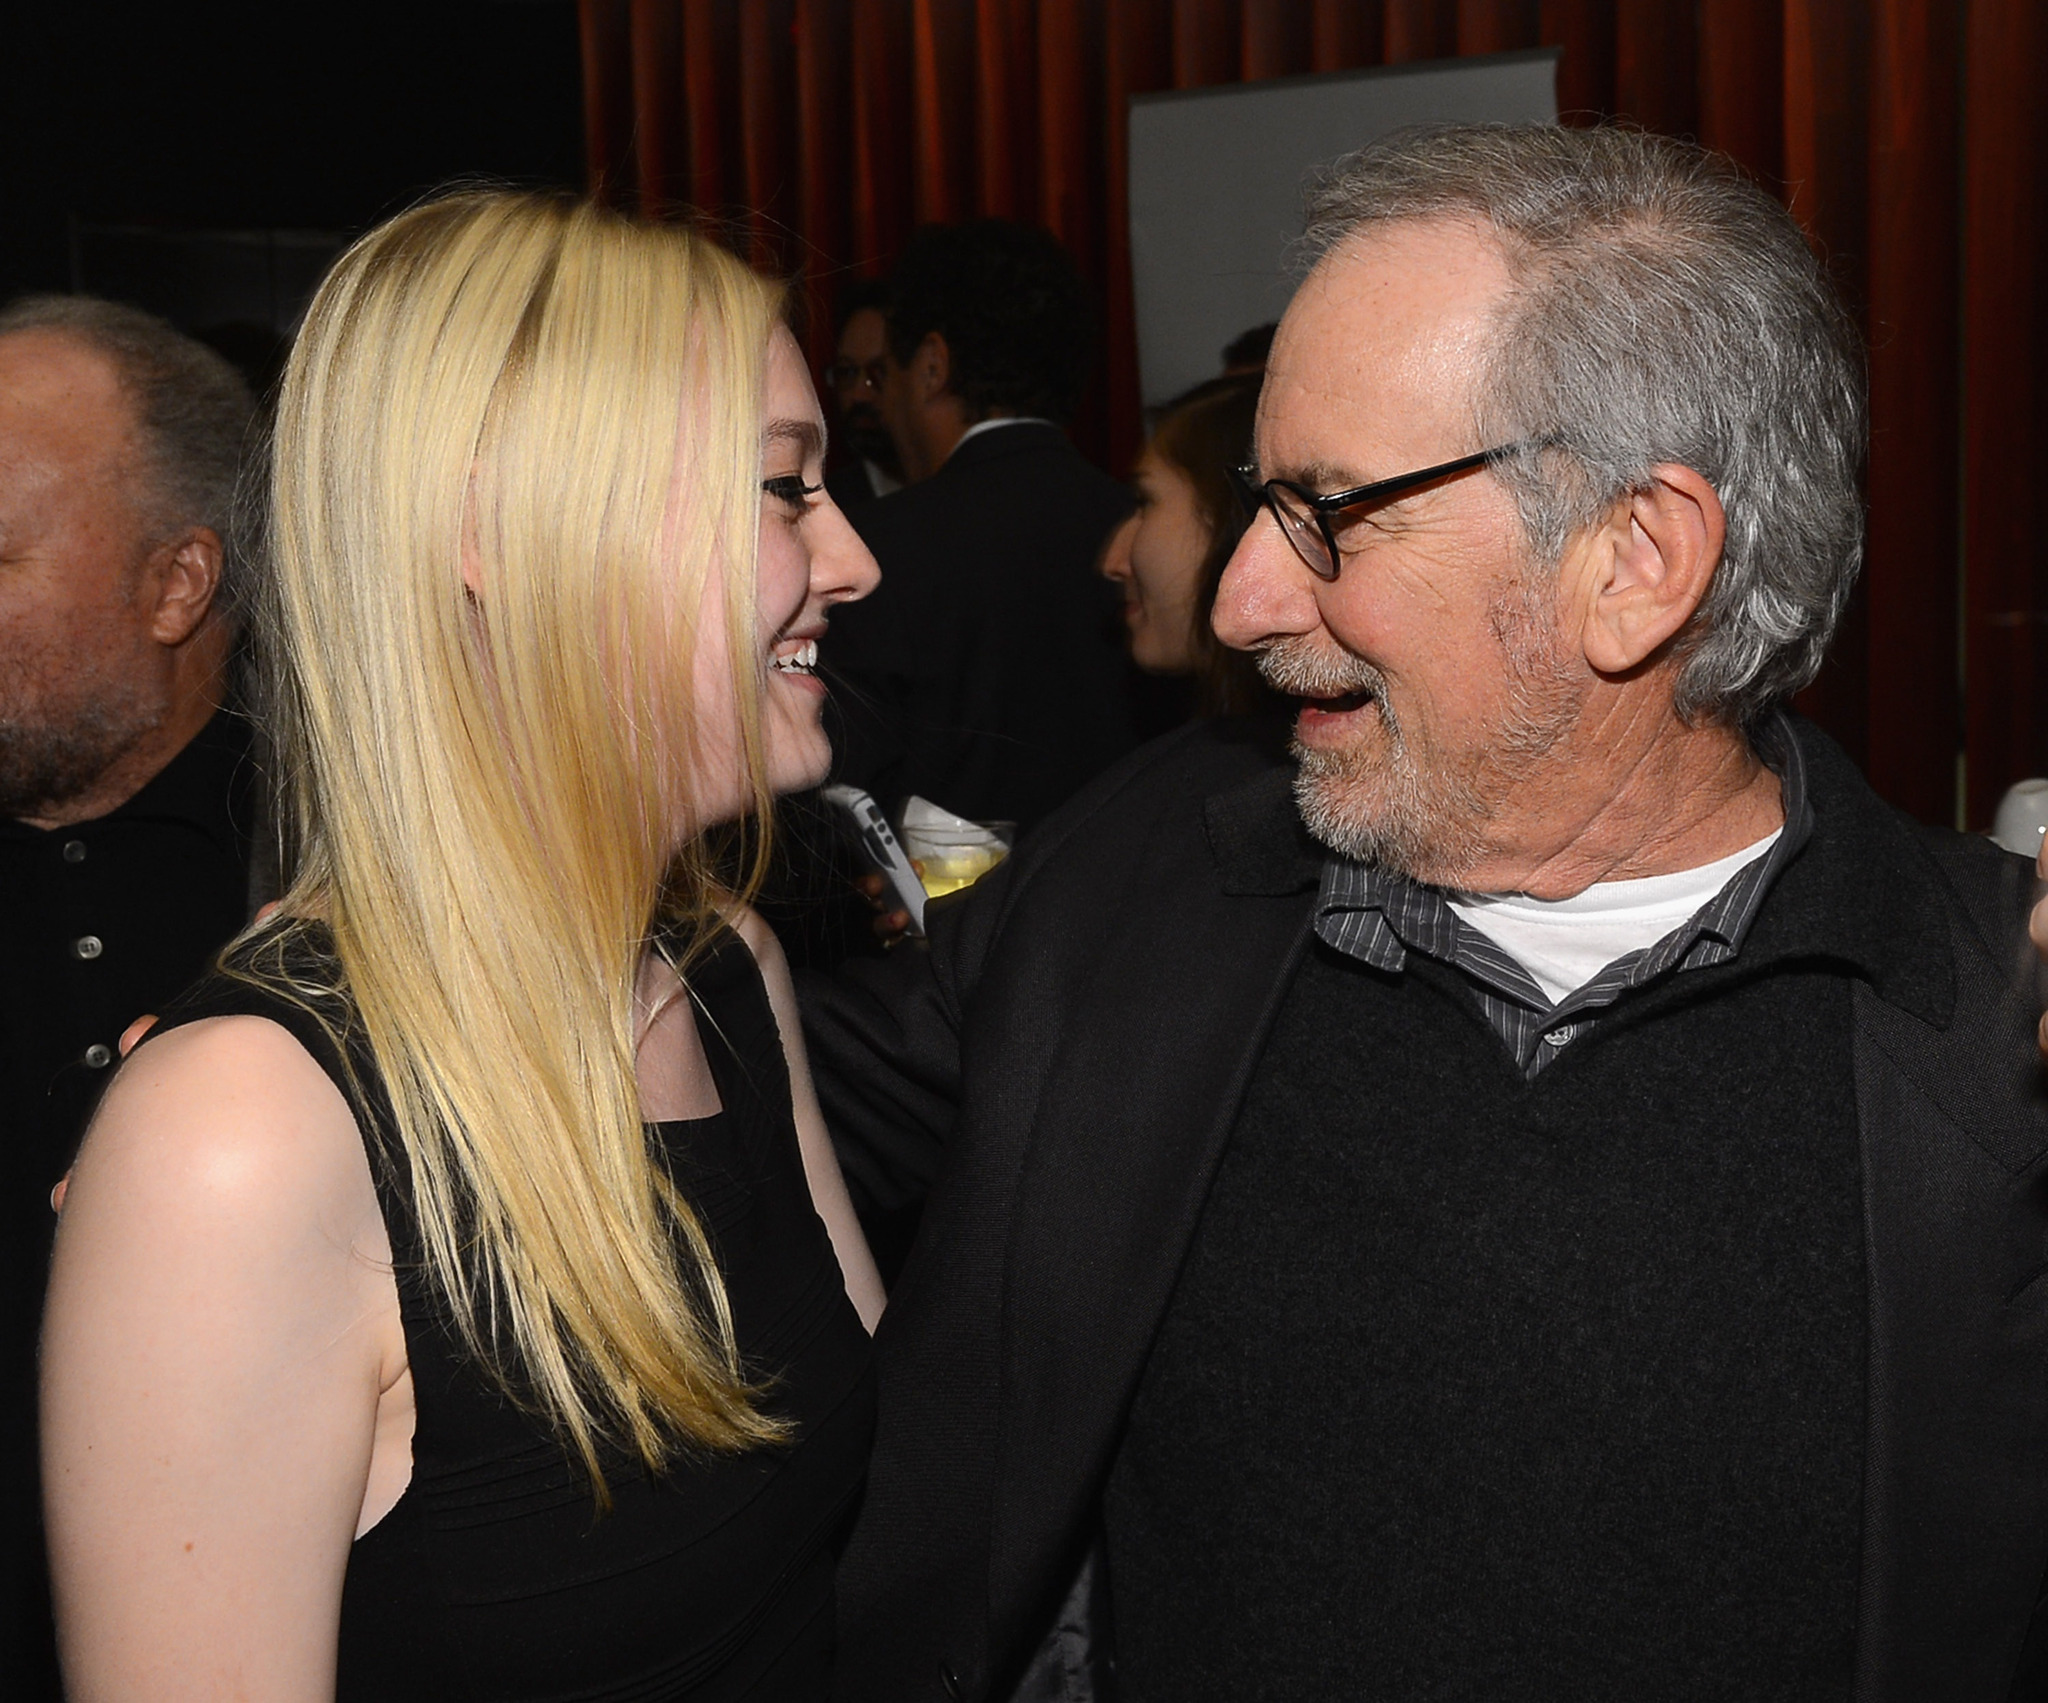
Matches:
[0,1,585,345]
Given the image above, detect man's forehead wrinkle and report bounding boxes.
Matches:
[1259,223,1508,492]
[0,419,80,531]
[0,346,143,498]
[0,331,133,420]
[1259,341,1471,489]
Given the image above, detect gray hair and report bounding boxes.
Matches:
[1301,123,1866,727]
[0,293,259,630]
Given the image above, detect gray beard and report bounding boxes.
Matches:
[1255,584,1582,885]
[0,681,165,820]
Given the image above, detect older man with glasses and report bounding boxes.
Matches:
[805,122,2048,1703]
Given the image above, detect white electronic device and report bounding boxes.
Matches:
[821,783,928,937]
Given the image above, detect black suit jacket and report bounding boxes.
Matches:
[803,716,2048,1703]
[825,457,887,515]
[824,422,1137,833]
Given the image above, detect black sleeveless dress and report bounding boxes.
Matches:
[146,925,875,1702]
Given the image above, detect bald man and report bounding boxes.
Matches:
[0,295,257,1698]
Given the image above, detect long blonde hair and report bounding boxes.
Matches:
[255,191,788,1486]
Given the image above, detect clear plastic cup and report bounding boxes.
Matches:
[901,820,1015,899]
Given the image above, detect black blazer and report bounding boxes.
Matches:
[823,422,1137,833]
[803,716,2048,1703]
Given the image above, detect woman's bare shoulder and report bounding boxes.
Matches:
[72,1014,376,1246]
[726,902,790,980]
[44,1024,406,1703]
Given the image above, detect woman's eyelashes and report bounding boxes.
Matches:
[761,473,823,515]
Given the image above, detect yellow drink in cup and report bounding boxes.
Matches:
[899,809,1015,900]
[911,841,1008,898]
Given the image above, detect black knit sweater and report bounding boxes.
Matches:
[1106,925,1867,1700]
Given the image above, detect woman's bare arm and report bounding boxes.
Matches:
[42,1016,406,1702]
[733,912,888,1330]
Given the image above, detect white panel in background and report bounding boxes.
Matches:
[1128,49,1560,410]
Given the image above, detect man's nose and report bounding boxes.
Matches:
[1211,510,1324,652]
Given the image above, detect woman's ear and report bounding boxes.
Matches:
[1571,463,1727,676]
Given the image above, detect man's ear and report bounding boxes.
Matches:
[915,331,953,403]
[1572,463,1726,676]
[145,527,223,647]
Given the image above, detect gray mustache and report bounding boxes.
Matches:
[1255,637,1386,702]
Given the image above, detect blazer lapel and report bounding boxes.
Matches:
[984,767,1317,1644]
[1853,917,2048,1701]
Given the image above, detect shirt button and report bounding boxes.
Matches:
[72,934,104,960]
[83,1043,113,1069]
[61,839,87,863]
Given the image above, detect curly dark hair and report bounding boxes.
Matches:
[884,220,1095,424]
[834,274,893,329]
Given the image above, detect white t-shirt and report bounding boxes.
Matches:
[950,415,1055,453]
[1445,830,1783,1007]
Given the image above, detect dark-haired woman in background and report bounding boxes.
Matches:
[1102,372,1274,718]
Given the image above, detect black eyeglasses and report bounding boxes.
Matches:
[826,356,888,394]
[1234,442,1534,581]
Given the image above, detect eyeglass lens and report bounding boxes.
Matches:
[829,359,886,392]
[1267,484,1336,579]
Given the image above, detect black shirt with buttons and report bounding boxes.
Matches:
[0,706,256,1697]
[0,706,256,1226]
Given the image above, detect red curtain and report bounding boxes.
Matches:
[579,0,2048,828]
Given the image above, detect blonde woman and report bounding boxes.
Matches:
[40,192,886,1701]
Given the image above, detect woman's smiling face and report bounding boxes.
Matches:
[1102,447,1212,675]
[685,325,879,833]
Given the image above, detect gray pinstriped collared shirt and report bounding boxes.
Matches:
[1313,713,1815,1079]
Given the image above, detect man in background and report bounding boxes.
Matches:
[823,220,1136,835]
[823,277,904,513]
[0,294,258,1697]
